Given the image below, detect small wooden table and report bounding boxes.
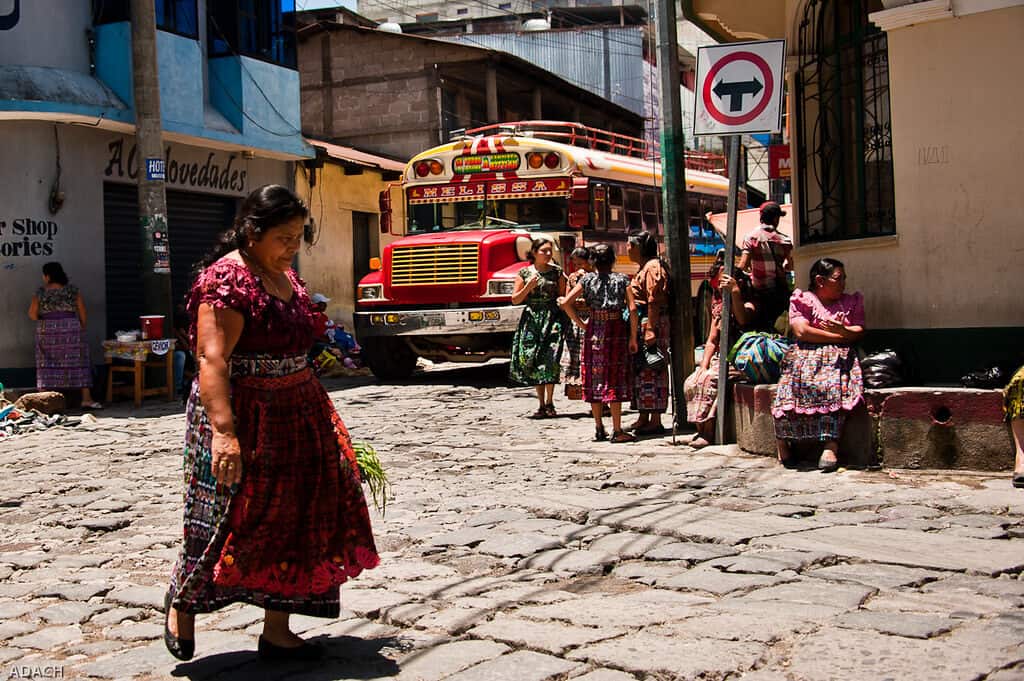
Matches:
[103,339,175,407]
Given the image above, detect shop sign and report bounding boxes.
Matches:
[0,217,59,257]
[105,138,248,194]
[768,144,791,179]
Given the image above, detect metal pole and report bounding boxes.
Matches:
[131,0,173,326]
[715,135,741,445]
[655,0,694,427]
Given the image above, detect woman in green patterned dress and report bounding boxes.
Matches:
[1006,366,1024,488]
[509,238,566,418]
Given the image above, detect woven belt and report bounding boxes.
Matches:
[230,354,307,378]
[590,309,624,321]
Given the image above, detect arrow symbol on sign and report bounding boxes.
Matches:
[712,77,764,112]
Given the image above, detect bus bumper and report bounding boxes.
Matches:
[354,305,524,338]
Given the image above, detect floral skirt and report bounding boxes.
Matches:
[1006,366,1024,422]
[632,313,670,413]
[509,304,565,386]
[168,355,379,617]
[35,312,92,389]
[684,355,742,424]
[561,312,588,400]
[772,342,862,442]
[581,311,631,404]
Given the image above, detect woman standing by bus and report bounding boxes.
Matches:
[628,232,671,435]
[560,247,594,402]
[509,237,566,418]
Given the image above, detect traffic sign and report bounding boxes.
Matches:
[694,40,785,136]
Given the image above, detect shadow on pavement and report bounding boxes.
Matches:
[170,635,402,680]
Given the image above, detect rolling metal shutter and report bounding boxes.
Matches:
[103,184,236,336]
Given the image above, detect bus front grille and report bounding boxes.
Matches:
[390,243,480,286]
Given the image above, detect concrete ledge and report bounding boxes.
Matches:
[731,384,1012,471]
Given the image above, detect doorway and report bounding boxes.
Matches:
[352,211,376,297]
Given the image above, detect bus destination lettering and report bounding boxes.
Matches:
[452,152,520,175]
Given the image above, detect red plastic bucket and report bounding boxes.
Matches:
[139,315,165,340]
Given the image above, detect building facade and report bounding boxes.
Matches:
[0,0,310,387]
[684,0,1024,382]
[297,21,645,162]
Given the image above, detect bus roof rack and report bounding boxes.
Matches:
[461,121,726,175]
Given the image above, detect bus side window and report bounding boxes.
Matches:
[607,185,625,232]
[625,189,643,232]
[592,185,608,231]
[642,191,659,235]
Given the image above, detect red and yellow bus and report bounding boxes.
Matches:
[355,121,735,379]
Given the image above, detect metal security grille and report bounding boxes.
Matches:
[796,0,895,244]
[390,244,479,286]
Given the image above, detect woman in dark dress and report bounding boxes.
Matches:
[164,186,378,662]
[560,244,638,442]
[560,246,594,402]
[509,237,566,417]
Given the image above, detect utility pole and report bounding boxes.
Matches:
[130,0,173,326]
[655,0,695,426]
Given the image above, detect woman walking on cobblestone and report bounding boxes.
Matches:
[509,237,566,418]
[560,247,594,402]
[561,244,638,442]
[28,262,101,409]
[164,185,379,662]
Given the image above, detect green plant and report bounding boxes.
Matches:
[352,441,390,515]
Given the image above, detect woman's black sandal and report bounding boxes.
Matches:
[818,451,840,473]
[544,403,557,417]
[1013,470,1024,489]
[163,592,195,661]
[593,426,608,441]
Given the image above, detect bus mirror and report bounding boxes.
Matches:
[379,188,392,234]
[568,180,589,228]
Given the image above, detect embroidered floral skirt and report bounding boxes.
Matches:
[35,312,92,389]
[684,355,742,424]
[1005,366,1024,422]
[581,310,631,404]
[560,311,588,400]
[632,313,670,413]
[772,342,863,442]
[509,303,565,387]
[168,355,379,617]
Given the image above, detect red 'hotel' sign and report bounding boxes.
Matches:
[769,144,791,179]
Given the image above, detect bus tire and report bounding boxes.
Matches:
[362,337,418,380]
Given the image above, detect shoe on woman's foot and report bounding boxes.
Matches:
[257,636,324,661]
[544,403,557,417]
[593,426,608,442]
[1013,470,1024,489]
[818,450,840,473]
[610,430,636,443]
[82,401,103,410]
[163,592,195,661]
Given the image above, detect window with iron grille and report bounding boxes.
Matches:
[795,0,895,244]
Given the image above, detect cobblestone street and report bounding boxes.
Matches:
[1,363,1023,681]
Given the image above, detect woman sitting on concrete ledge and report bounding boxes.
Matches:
[772,258,865,472]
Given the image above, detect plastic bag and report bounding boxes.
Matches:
[861,349,903,389]
[960,365,1006,389]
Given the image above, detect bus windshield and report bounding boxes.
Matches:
[408,197,568,233]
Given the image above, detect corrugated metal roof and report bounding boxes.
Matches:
[442,27,647,116]
[307,138,407,172]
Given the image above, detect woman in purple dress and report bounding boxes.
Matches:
[28,262,101,408]
[164,185,379,662]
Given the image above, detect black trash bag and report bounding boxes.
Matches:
[960,365,1007,389]
[861,349,903,389]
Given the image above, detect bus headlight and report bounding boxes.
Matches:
[358,284,383,300]
[487,279,516,296]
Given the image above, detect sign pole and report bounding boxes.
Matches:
[655,0,695,427]
[715,135,741,445]
[131,0,173,324]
